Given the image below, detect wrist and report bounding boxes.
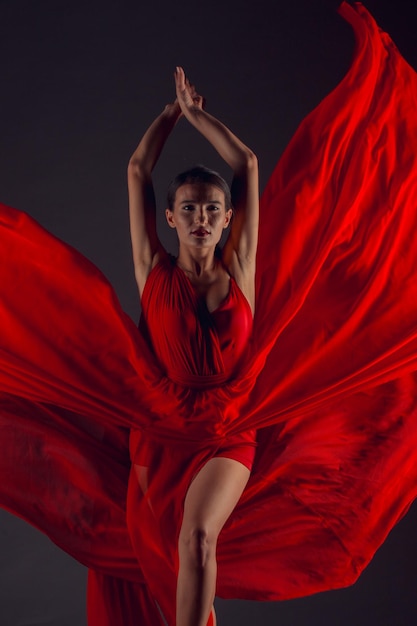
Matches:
[182,104,204,125]
[162,102,182,121]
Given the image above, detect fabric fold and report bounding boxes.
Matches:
[1,1,417,623]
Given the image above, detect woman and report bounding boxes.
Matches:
[1,4,417,625]
[127,66,258,626]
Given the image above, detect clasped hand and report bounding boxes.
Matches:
[174,66,205,115]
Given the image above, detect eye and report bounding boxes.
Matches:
[183,205,195,211]
[207,204,220,211]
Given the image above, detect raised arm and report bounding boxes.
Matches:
[127,101,182,296]
[174,67,259,302]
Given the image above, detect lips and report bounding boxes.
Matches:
[191,228,210,237]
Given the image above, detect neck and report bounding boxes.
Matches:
[176,246,217,278]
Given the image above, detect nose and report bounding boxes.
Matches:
[195,207,208,224]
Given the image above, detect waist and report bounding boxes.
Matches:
[166,369,230,389]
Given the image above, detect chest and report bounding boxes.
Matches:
[141,259,253,377]
[180,270,231,314]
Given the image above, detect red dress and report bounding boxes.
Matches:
[134,253,257,467]
[1,3,417,625]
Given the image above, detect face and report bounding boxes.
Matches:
[166,183,232,248]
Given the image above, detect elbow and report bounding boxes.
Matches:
[127,158,140,175]
[127,159,148,181]
[236,150,258,174]
[245,150,258,170]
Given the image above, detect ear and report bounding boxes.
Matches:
[223,208,233,229]
[165,208,176,229]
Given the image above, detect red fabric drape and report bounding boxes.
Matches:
[1,2,417,623]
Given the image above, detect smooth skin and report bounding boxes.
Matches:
[127,67,259,626]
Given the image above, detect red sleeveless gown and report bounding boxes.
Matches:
[1,3,417,625]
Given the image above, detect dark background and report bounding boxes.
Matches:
[0,0,416,624]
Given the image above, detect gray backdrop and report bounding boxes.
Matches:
[0,0,416,624]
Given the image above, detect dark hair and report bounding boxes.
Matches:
[167,165,232,210]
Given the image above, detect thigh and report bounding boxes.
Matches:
[181,457,251,537]
[213,429,257,471]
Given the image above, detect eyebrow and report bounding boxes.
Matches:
[179,199,222,204]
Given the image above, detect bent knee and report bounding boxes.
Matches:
[179,525,217,568]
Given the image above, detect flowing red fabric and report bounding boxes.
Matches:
[1,2,417,624]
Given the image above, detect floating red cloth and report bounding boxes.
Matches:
[1,2,417,624]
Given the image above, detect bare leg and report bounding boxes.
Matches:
[176,457,250,626]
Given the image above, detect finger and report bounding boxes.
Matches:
[195,95,206,109]
[175,66,186,88]
[175,65,185,82]
[186,77,197,94]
